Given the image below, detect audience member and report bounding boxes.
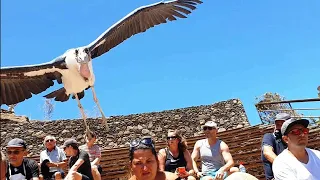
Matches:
[128,136,178,180]
[224,172,258,180]
[1,151,7,180]
[62,139,93,180]
[39,135,67,180]
[191,121,239,180]
[273,118,320,179]
[5,138,39,180]
[261,113,290,180]
[158,129,195,180]
[80,131,102,180]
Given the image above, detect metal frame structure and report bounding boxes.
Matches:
[255,98,320,124]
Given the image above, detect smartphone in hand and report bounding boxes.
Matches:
[177,167,187,174]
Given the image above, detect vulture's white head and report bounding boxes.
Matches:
[69,47,92,64]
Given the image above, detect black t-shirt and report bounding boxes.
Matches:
[164,148,187,173]
[69,150,93,180]
[6,158,39,180]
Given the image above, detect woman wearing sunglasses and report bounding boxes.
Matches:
[128,136,179,180]
[158,130,196,180]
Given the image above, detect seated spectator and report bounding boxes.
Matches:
[158,129,196,180]
[1,151,7,180]
[224,172,258,180]
[261,113,290,180]
[191,121,239,180]
[5,138,40,180]
[272,118,320,179]
[40,135,67,180]
[79,131,102,180]
[128,136,178,180]
[62,139,93,180]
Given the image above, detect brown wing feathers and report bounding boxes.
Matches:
[90,0,202,59]
[0,60,66,106]
[0,74,58,105]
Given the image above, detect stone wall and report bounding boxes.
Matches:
[0,98,249,156]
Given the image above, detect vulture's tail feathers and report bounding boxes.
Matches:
[44,88,70,102]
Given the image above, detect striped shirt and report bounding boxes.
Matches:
[79,144,101,162]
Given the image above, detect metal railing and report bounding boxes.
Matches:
[255,98,320,124]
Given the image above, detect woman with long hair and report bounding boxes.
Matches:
[129,136,178,180]
[158,130,196,180]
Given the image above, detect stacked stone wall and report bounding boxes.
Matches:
[0,98,249,156]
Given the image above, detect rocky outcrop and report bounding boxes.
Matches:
[0,109,29,123]
[0,98,249,156]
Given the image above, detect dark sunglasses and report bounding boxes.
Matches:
[129,137,154,151]
[289,128,309,136]
[46,139,55,143]
[203,127,214,131]
[167,136,177,140]
[6,150,23,155]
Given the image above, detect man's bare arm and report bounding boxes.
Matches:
[69,159,84,172]
[219,141,234,172]
[263,145,277,163]
[91,157,100,166]
[191,141,201,173]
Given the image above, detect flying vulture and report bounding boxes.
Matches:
[1,0,203,130]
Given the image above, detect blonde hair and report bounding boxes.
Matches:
[167,129,188,152]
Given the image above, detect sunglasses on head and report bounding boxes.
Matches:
[167,136,177,140]
[129,137,154,151]
[6,150,23,155]
[46,139,54,143]
[203,126,214,131]
[289,128,309,136]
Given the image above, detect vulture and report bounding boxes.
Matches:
[1,0,203,130]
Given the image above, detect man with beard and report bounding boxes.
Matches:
[191,121,239,180]
[261,113,290,180]
[273,118,320,179]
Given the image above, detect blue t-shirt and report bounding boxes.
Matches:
[261,133,287,180]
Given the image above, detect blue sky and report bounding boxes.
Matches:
[1,0,319,125]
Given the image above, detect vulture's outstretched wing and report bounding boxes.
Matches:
[88,0,202,59]
[0,57,67,105]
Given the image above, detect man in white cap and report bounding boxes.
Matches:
[272,118,320,179]
[261,113,290,180]
[191,121,239,180]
